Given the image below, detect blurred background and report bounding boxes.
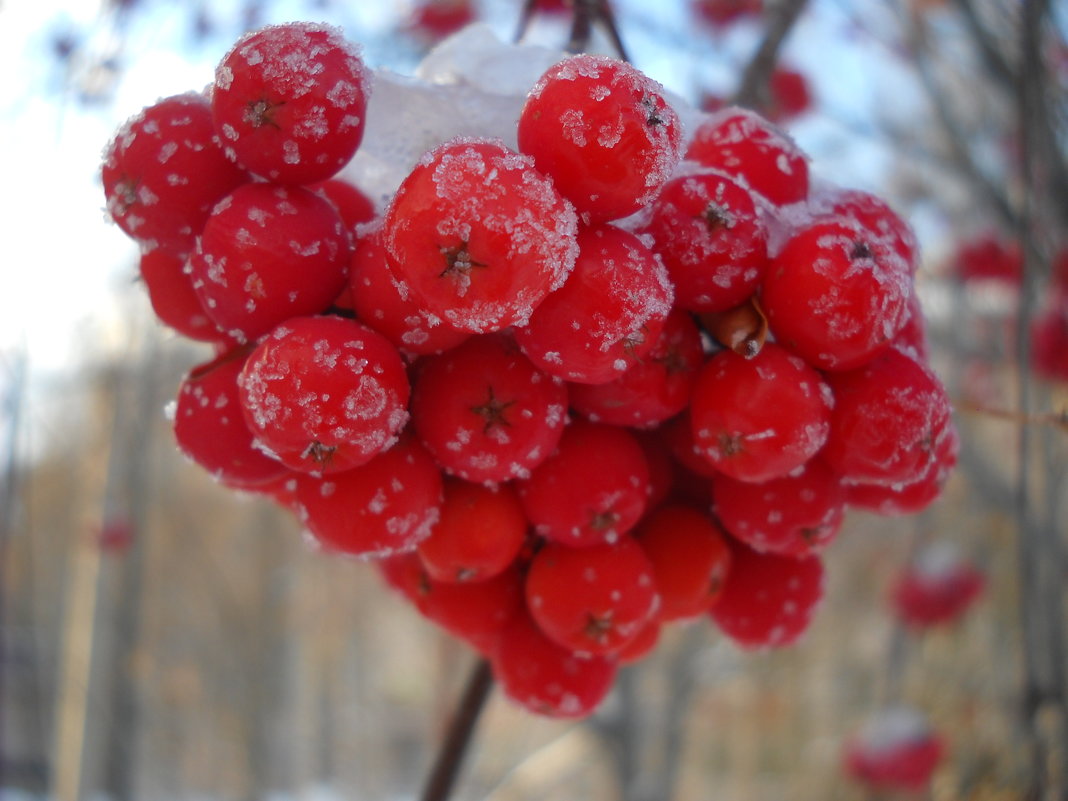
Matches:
[0,0,1066,799]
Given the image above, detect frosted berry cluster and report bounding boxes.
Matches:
[103,22,957,720]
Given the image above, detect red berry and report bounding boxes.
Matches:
[712,458,846,557]
[889,542,984,628]
[294,434,443,558]
[238,316,410,474]
[518,54,682,223]
[814,187,919,275]
[761,220,912,371]
[692,0,763,28]
[308,178,377,234]
[686,108,808,206]
[568,308,705,428]
[635,504,732,620]
[102,92,247,252]
[952,230,1022,285]
[646,171,768,312]
[409,333,568,483]
[765,67,812,122]
[138,247,230,344]
[405,0,477,42]
[846,423,957,516]
[380,554,524,654]
[173,347,289,489]
[348,224,470,357]
[690,342,833,483]
[822,348,954,488]
[417,478,527,583]
[843,706,944,793]
[519,421,650,548]
[514,223,674,385]
[383,138,579,333]
[709,540,825,649]
[492,610,618,719]
[525,537,659,655]
[189,182,352,343]
[211,22,371,184]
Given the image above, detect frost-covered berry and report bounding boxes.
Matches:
[211,22,372,184]
[690,342,833,483]
[518,54,682,223]
[102,92,248,252]
[189,182,352,342]
[409,333,569,484]
[383,138,579,333]
[513,223,674,385]
[686,107,808,206]
[238,315,410,475]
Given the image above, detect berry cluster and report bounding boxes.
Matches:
[103,22,957,719]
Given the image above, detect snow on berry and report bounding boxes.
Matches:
[102,92,248,253]
[525,536,660,655]
[709,539,825,649]
[189,182,352,342]
[238,315,410,474]
[889,541,985,628]
[138,247,233,345]
[822,347,955,488]
[761,220,912,371]
[383,138,579,333]
[843,706,945,793]
[348,223,470,356]
[513,223,675,385]
[690,342,833,483]
[712,458,846,558]
[211,22,372,184]
[518,53,682,223]
[685,107,808,206]
[173,347,292,490]
[568,307,705,428]
[492,610,618,718]
[520,420,651,547]
[646,170,769,312]
[409,333,569,484]
[294,433,442,559]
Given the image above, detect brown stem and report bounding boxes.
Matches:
[731,0,811,109]
[563,0,629,61]
[419,656,494,801]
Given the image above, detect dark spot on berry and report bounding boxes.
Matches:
[641,94,665,128]
[590,510,619,531]
[718,431,745,457]
[850,239,873,260]
[698,202,734,232]
[584,611,615,643]
[470,386,515,433]
[440,241,488,279]
[244,97,285,129]
[302,440,336,466]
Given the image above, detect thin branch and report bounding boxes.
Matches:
[419,656,494,801]
[731,0,812,109]
[950,0,1017,89]
[566,0,630,62]
[901,7,1019,229]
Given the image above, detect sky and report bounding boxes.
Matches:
[0,0,925,457]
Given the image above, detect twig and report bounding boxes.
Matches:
[566,0,630,62]
[419,656,494,801]
[731,0,811,110]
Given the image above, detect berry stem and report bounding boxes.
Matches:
[419,656,494,801]
[731,0,810,110]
